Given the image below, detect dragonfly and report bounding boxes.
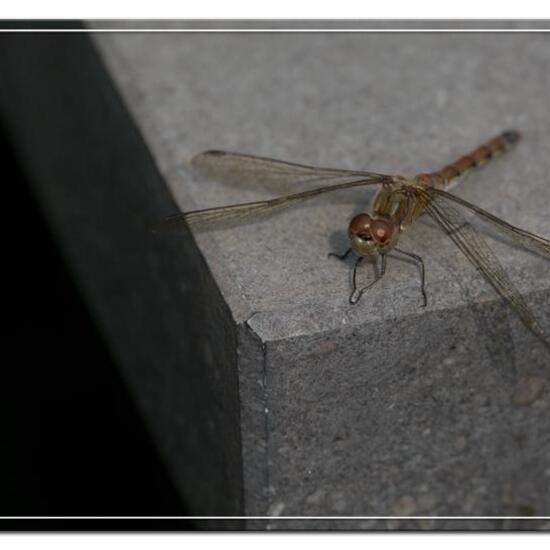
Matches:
[158,130,550,345]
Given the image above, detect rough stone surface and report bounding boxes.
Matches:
[2,26,549,527]
[93,30,549,332]
[91,29,550,525]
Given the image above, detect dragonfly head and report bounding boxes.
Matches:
[348,213,398,256]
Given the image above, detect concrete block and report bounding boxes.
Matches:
[1,26,549,528]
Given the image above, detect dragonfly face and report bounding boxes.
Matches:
[348,213,399,256]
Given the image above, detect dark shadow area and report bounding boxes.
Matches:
[0,122,197,529]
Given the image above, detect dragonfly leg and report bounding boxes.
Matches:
[328,247,352,261]
[393,248,427,307]
[349,254,387,305]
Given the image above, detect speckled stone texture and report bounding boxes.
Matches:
[2,25,549,527]
[92,28,550,525]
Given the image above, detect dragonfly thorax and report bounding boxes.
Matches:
[348,213,400,256]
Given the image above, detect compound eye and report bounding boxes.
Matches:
[348,213,372,240]
[370,218,394,244]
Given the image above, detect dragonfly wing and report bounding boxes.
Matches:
[154,176,389,231]
[191,150,390,188]
[428,188,550,259]
[415,188,548,343]
[155,198,284,231]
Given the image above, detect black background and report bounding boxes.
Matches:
[0,121,198,529]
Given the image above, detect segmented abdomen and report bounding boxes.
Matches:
[414,130,521,189]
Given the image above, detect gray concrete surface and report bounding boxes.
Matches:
[92,30,550,525]
[95,31,550,330]
[2,27,549,527]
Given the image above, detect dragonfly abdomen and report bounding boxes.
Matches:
[428,130,521,188]
[398,130,522,230]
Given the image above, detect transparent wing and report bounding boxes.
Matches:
[414,187,548,343]
[429,187,550,259]
[191,149,389,187]
[155,176,389,231]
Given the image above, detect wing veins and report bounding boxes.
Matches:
[191,150,389,182]
[417,188,547,342]
[156,176,389,231]
[427,188,550,258]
